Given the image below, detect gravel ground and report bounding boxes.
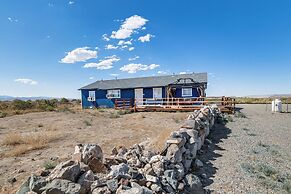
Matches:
[201,104,291,194]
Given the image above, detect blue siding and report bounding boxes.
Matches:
[175,87,199,98]
[81,86,201,108]
[121,89,134,98]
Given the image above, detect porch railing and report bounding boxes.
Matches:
[115,97,235,113]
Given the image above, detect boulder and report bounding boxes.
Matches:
[47,160,81,182]
[108,163,129,178]
[106,178,118,192]
[42,179,82,194]
[184,174,204,194]
[88,158,107,173]
[163,170,178,190]
[77,170,95,194]
[29,175,47,193]
[74,144,103,164]
[194,159,204,169]
[165,144,183,163]
[92,186,111,194]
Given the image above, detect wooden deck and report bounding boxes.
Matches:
[115,97,235,113]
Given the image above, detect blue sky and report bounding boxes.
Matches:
[0,0,291,98]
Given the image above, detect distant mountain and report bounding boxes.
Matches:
[0,95,56,101]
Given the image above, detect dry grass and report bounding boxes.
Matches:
[1,131,61,157]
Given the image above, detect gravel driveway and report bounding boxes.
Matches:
[200,104,291,194]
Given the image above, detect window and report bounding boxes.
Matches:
[107,89,121,98]
[88,91,96,101]
[182,87,192,97]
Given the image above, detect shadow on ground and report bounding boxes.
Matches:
[195,122,232,191]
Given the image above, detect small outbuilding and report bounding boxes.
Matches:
[79,72,207,109]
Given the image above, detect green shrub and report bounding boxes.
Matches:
[109,113,120,118]
[43,161,57,170]
[0,112,7,118]
[60,98,69,104]
[12,100,34,110]
[83,120,92,126]
[117,109,132,115]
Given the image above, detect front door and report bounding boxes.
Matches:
[135,88,143,105]
[153,88,162,99]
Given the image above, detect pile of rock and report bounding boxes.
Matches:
[17,106,220,194]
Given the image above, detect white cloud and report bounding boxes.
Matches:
[84,55,120,70]
[8,17,18,22]
[120,63,159,73]
[102,34,110,41]
[118,40,132,46]
[111,15,148,39]
[110,73,119,77]
[158,70,169,75]
[105,44,119,50]
[179,72,187,75]
[68,1,74,5]
[89,77,94,80]
[128,47,135,51]
[138,34,154,42]
[14,78,38,85]
[128,56,139,61]
[60,47,97,63]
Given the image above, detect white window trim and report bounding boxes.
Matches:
[88,91,96,100]
[107,89,121,98]
[182,87,192,97]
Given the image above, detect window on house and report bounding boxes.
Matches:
[107,89,121,98]
[88,91,96,101]
[182,87,192,97]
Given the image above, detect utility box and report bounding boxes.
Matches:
[272,99,282,112]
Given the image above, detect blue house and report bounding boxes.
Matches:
[79,73,207,109]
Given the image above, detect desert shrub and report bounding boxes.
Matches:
[2,131,61,157]
[83,120,92,126]
[60,98,69,104]
[173,117,180,123]
[98,108,105,112]
[43,161,57,170]
[109,113,120,118]
[1,132,23,146]
[247,133,257,136]
[283,180,291,193]
[0,112,7,118]
[35,100,57,111]
[12,100,34,110]
[235,111,247,118]
[117,109,132,115]
[58,107,75,113]
[242,128,250,131]
[258,141,270,148]
[241,163,255,174]
[38,124,44,127]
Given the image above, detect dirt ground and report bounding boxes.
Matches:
[0,108,188,193]
[0,105,290,193]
